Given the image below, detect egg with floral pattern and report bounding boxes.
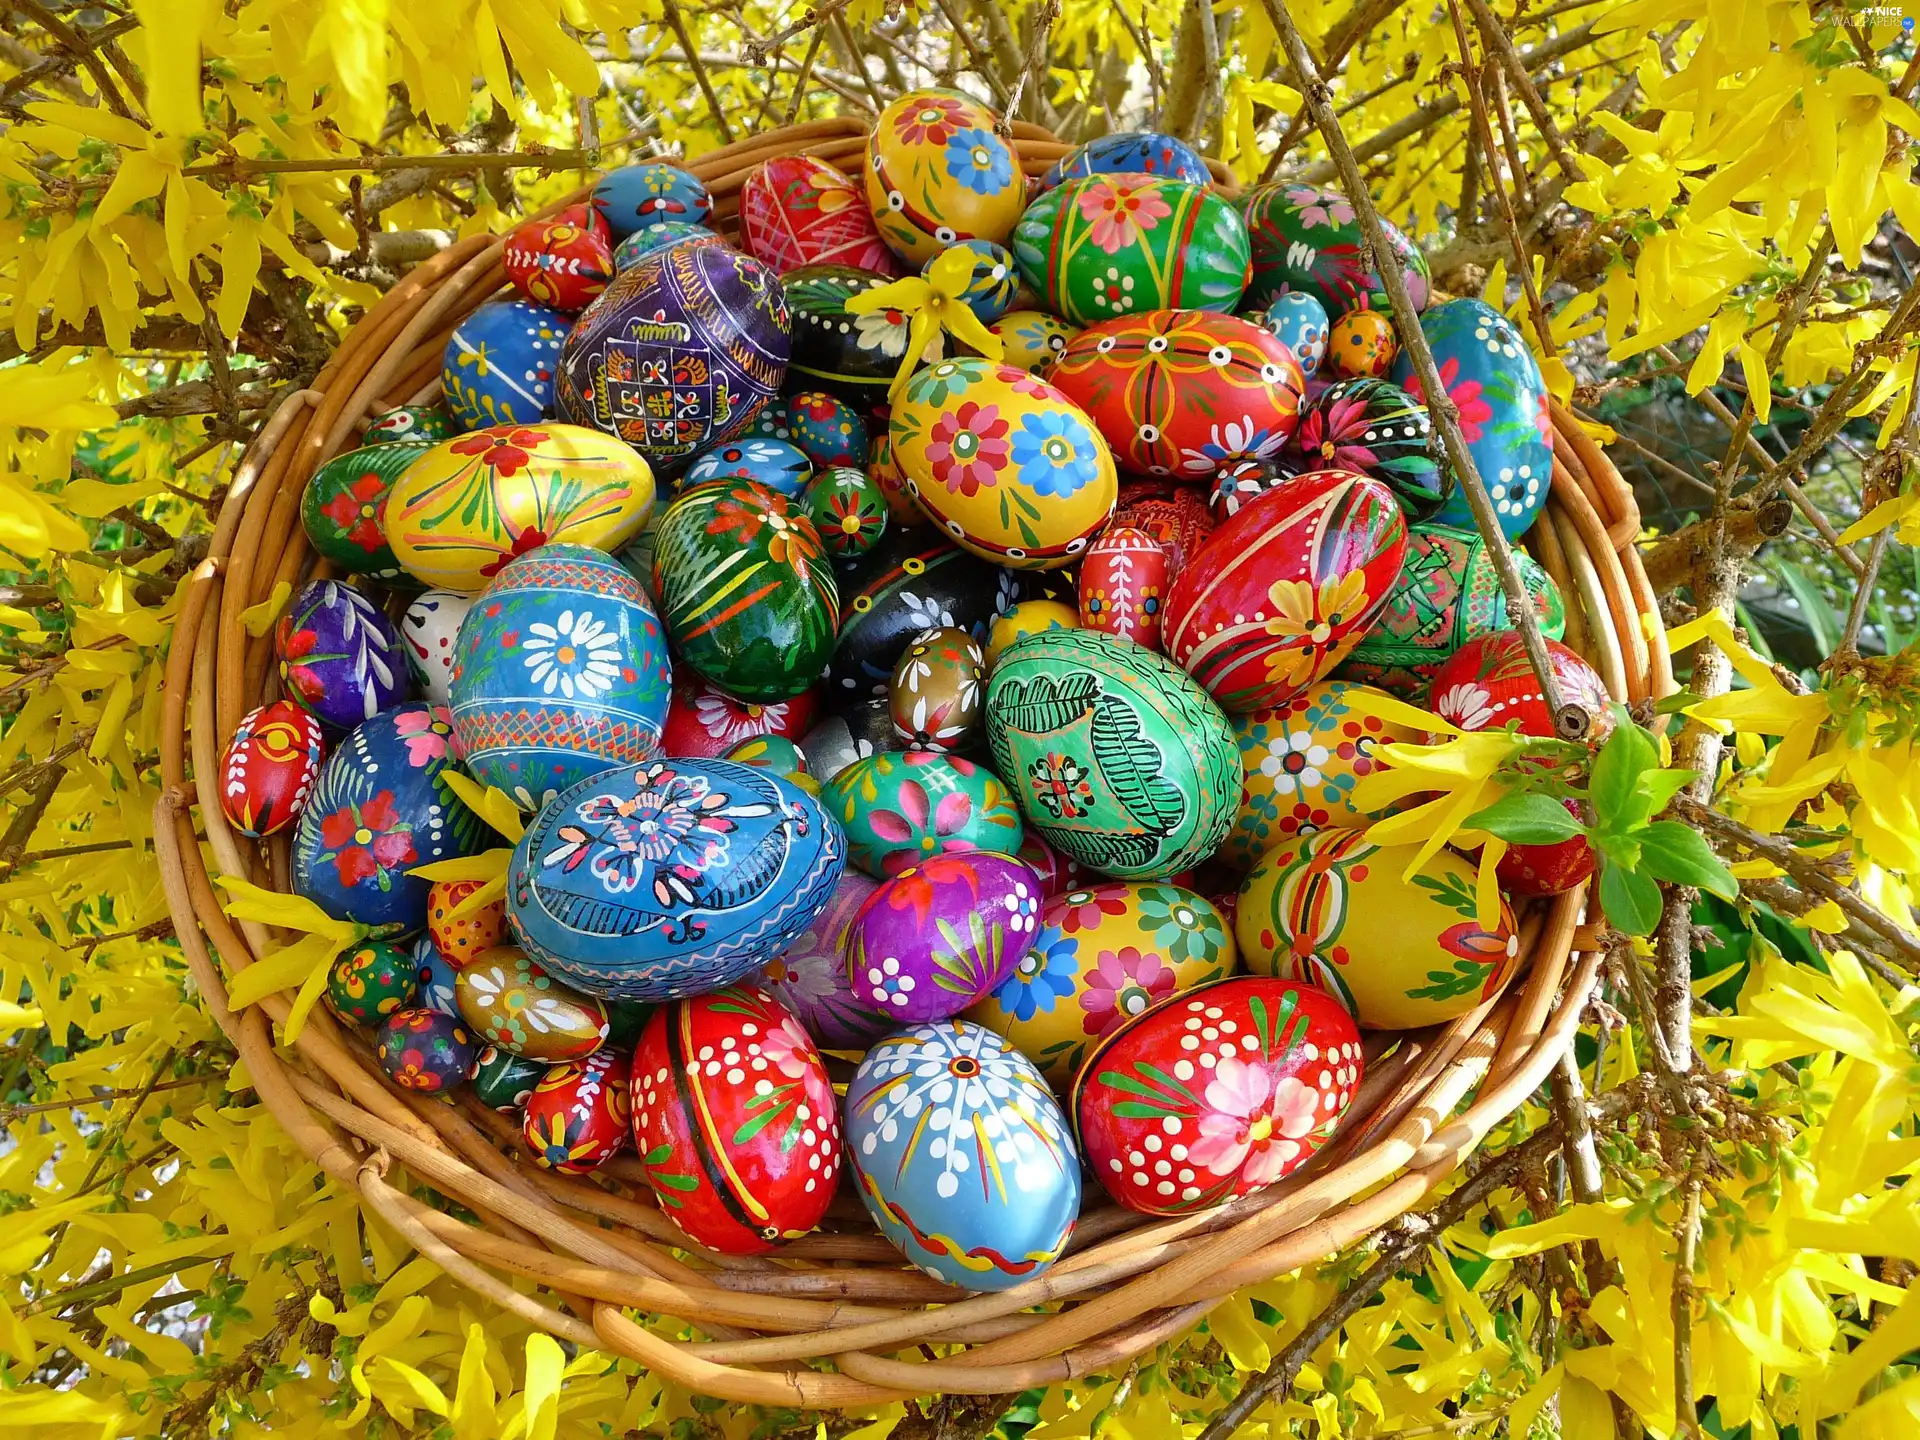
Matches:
[741,153,900,275]
[426,877,508,969]
[1041,130,1212,188]
[1291,378,1441,512]
[721,733,817,795]
[966,881,1236,1086]
[1329,309,1398,378]
[1078,526,1170,651]
[890,358,1117,570]
[455,945,609,1062]
[759,871,892,1048]
[681,437,813,497]
[988,309,1081,373]
[888,624,985,751]
[441,300,566,430]
[522,1049,631,1174]
[786,390,869,467]
[325,941,419,1027]
[412,933,461,1017]
[471,1045,549,1111]
[1238,182,1430,317]
[375,1008,476,1092]
[865,90,1025,266]
[301,441,434,581]
[630,984,841,1253]
[219,700,324,839]
[1072,976,1360,1214]
[591,161,713,238]
[824,750,1022,878]
[504,212,615,312]
[365,404,455,444]
[844,1020,1081,1289]
[783,264,925,411]
[1255,292,1331,378]
[804,464,889,558]
[829,528,1016,697]
[400,590,475,705]
[660,673,821,759]
[940,238,1018,324]
[276,579,410,731]
[846,851,1042,1022]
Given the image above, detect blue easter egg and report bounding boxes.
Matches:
[680,437,814,496]
[612,222,722,271]
[844,1020,1081,1290]
[291,704,487,933]
[1258,291,1331,379]
[1389,298,1551,538]
[592,162,715,240]
[442,300,567,431]
[741,396,796,443]
[449,544,673,810]
[412,932,462,1017]
[506,757,846,1002]
[937,238,1017,324]
[785,391,868,468]
[1041,131,1212,189]
[276,579,410,730]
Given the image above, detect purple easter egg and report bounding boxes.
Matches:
[761,871,892,1049]
[276,579,410,730]
[845,852,1043,1024]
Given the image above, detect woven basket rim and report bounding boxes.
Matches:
[154,119,1673,1406]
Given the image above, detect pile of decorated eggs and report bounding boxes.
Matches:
[222,97,1608,1291]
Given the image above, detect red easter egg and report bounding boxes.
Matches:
[522,1049,631,1175]
[504,213,615,311]
[1078,526,1171,651]
[630,985,841,1253]
[739,155,903,276]
[1071,975,1361,1216]
[219,700,325,839]
[1112,481,1215,571]
[1163,468,1407,713]
[426,878,507,969]
[660,672,822,758]
[1050,311,1305,479]
[1429,633,1615,896]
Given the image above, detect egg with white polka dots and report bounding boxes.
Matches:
[844,1019,1081,1290]
[1071,975,1361,1216]
[628,984,841,1254]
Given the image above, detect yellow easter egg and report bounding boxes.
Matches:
[988,310,1082,373]
[1236,830,1518,1030]
[889,358,1117,570]
[964,881,1237,1086]
[865,90,1027,266]
[384,422,656,593]
[986,599,1079,668]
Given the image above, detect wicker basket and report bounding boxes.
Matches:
[155,117,1673,1406]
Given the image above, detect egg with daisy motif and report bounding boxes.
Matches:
[629,984,841,1253]
[681,437,813,497]
[661,672,821,759]
[1255,292,1331,378]
[522,1049,631,1174]
[1291,379,1442,512]
[824,750,1022,878]
[741,154,900,276]
[965,881,1236,1086]
[454,945,608,1062]
[786,390,869,467]
[865,90,1026,266]
[888,624,985,751]
[442,300,567,430]
[846,851,1043,1022]
[592,161,713,239]
[1072,976,1361,1215]
[803,465,889,558]
[989,310,1081,373]
[784,264,923,411]
[759,871,893,1048]
[844,1020,1080,1290]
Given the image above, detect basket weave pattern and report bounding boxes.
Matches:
[155,118,1673,1405]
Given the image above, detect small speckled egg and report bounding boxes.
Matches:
[522,1049,631,1174]
[889,625,985,751]
[803,465,889,558]
[985,599,1078,668]
[471,1045,550,1111]
[760,871,892,1048]
[399,591,474,706]
[325,941,419,1027]
[846,851,1042,1022]
[1258,291,1332,378]
[1329,309,1398,378]
[426,878,507,969]
[455,945,609,1062]
[375,1008,475,1092]
[787,391,870,467]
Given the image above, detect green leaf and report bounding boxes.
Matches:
[1598,857,1664,935]
[1637,820,1739,900]
[1634,767,1697,816]
[1588,712,1658,831]
[1467,792,1586,845]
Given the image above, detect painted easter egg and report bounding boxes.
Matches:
[426,878,507,969]
[989,309,1081,373]
[630,985,840,1253]
[1078,526,1170,651]
[1221,680,1418,871]
[651,479,839,702]
[1049,311,1305,479]
[784,265,924,411]
[398,590,473,706]
[1428,632,1615,895]
[804,464,889,558]
[721,733,816,795]
[829,528,1016,697]
[612,221,722,271]
[759,871,892,1048]
[219,700,324,839]
[506,758,846,1002]
[797,700,905,785]
[1015,829,1088,898]
[823,750,1022,878]
[1329,309,1397,377]
[365,404,455,445]
[523,1049,631,1174]
[604,999,654,1049]
[985,599,1077,668]
[455,946,609,1062]
[290,704,485,931]
[557,241,791,463]
[325,941,419,1027]
[682,437,813,497]
[1072,976,1361,1215]
[449,544,672,806]
[846,852,1041,1021]
[1162,469,1408,713]
[505,212,615,312]
[412,933,461,1017]
[965,881,1236,1086]
[592,161,713,238]
[276,579,410,730]
[865,90,1025,266]
[1257,291,1331,378]
[301,441,433,580]
[1112,480,1215,570]
[1335,521,1565,697]
[844,1020,1080,1289]
[384,421,656,594]
[375,1008,475,1092]
[1390,297,1552,537]
[661,672,821,759]
[1291,378,1442,511]
[984,628,1240,879]
[890,358,1118,569]
[1207,457,1289,523]
[1011,176,1251,326]
[787,390,869,467]
[441,300,566,430]
[888,624,985,751]
[741,396,795,443]
[940,238,1018,324]
[1238,182,1430,316]
[1041,130,1212,188]
[471,1045,549,1111]
[1238,830,1519,1028]
[741,154,899,275]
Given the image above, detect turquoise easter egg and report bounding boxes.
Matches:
[822,750,1023,877]
[612,222,721,271]
[682,437,813,496]
[1256,291,1331,378]
[1238,182,1430,317]
[592,162,713,238]
[441,300,566,430]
